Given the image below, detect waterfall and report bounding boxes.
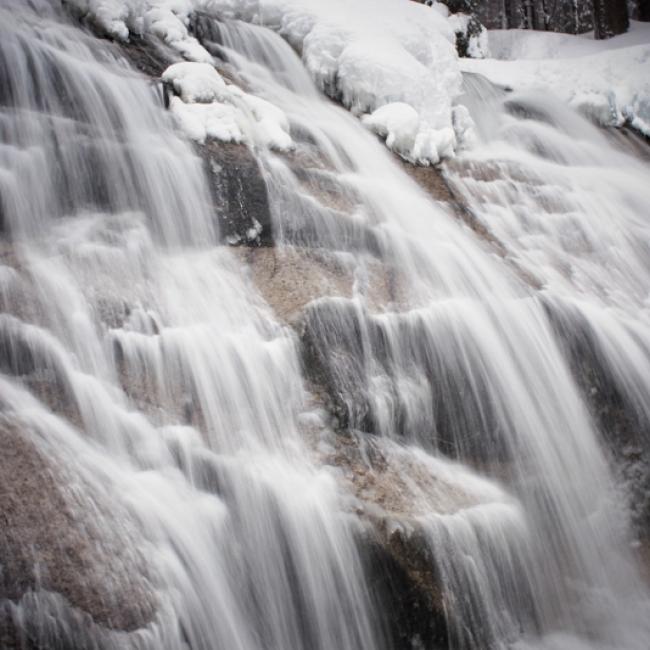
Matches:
[2,3,650,650]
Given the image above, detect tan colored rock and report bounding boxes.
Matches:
[233,245,402,324]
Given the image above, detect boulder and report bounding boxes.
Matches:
[232,245,397,324]
[307,430,494,650]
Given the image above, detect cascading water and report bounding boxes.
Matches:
[447,73,650,439]
[0,3,386,649]
[196,14,650,650]
[2,3,650,650]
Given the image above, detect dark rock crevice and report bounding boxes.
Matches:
[543,298,650,539]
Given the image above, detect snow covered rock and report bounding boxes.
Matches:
[447,12,489,59]
[162,60,227,102]
[451,104,477,151]
[362,102,455,165]
[168,96,243,143]
[163,61,293,149]
[419,1,490,58]
[70,0,470,163]
[68,0,213,62]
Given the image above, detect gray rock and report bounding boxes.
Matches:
[299,297,512,463]
[200,140,274,247]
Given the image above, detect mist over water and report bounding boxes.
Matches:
[2,3,650,650]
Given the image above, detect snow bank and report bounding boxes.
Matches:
[462,21,650,136]
[200,0,464,164]
[362,102,456,162]
[488,21,650,61]
[163,61,292,149]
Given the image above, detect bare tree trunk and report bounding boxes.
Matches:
[639,0,650,21]
[592,0,629,38]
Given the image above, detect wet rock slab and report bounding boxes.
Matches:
[201,140,274,246]
[232,245,399,324]
[305,429,484,650]
[0,418,157,649]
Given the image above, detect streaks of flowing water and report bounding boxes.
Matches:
[0,3,385,649]
[213,15,650,650]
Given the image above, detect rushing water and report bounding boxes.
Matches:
[0,3,384,649]
[448,73,650,442]
[2,2,650,650]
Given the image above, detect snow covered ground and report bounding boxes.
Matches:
[462,21,650,136]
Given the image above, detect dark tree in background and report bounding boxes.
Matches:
[637,0,650,20]
[430,0,641,39]
[454,0,595,33]
[593,0,629,37]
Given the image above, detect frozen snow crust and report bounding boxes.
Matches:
[462,21,650,137]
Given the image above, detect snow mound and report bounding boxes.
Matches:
[164,61,293,149]
[163,61,227,101]
[201,0,464,164]
[462,21,650,136]
[362,102,456,164]
[488,21,650,61]
[169,96,243,143]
